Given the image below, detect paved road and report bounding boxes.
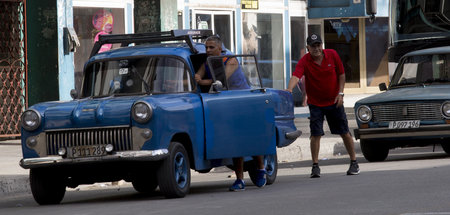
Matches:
[1,146,449,215]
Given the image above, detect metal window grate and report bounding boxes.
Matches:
[0,0,27,138]
[371,103,442,122]
[46,127,133,155]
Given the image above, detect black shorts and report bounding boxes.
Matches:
[308,104,350,136]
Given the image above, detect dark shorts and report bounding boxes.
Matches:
[308,104,350,136]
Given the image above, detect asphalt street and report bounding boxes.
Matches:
[0,146,449,215]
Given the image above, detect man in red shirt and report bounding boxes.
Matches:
[286,34,359,178]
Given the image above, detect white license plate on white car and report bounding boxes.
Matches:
[388,120,420,129]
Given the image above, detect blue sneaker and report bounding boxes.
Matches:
[229,179,245,191]
[255,169,266,187]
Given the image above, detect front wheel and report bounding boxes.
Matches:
[360,139,389,162]
[249,154,278,186]
[157,142,191,198]
[30,168,66,205]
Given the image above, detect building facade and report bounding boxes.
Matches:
[178,0,389,94]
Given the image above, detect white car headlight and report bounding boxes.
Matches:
[441,102,450,119]
[21,109,41,131]
[357,105,372,123]
[132,101,152,124]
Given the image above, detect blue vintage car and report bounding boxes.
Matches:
[19,30,301,204]
[354,46,450,162]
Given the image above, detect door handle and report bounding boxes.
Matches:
[250,88,266,93]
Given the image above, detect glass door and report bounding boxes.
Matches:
[192,10,234,52]
[324,18,360,88]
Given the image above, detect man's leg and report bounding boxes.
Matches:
[229,157,245,191]
[310,136,321,178]
[341,132,360,175]
[254,155,264,169]
[310,136,321,164]
[308,104,324,178]
[253,155,266,187]
[233,157,244,180]
[341,132,356,161]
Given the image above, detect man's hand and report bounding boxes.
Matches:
[286,76,300,94]
[335,94,344,107]
[194,74,202,83]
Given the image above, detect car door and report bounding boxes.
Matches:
[201,55,276,159]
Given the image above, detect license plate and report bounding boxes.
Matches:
[388,120,420,129]
[67,145,107,158]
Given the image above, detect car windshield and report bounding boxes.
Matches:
[82,56,193,98]
[390,53,450,88]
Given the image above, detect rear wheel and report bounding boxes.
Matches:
[360,139,389,162]
[30,168,66,205]
[157,142,190,198]
[248,154,278,186]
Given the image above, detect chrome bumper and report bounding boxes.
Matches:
[354,124,450,140]
[20,149,169,169]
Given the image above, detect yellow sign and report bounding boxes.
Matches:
[241,0,258,9]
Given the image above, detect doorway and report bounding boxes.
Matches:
[324,19,360,88]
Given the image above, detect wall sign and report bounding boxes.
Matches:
[241,0,258,10]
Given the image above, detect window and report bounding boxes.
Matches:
[74,7,125,92]
[365,17,389,87]
[243,13,284,89]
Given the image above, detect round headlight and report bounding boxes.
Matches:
[21,109,41,131]
[357,105,372,123]
[441,102,450,118]
[132,102,152,124]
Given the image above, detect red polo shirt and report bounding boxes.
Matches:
[293,49,345,107]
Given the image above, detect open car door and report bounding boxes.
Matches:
[201,55,276,159]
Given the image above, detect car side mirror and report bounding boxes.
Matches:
[70,89,78,99]
[379,83,387,91]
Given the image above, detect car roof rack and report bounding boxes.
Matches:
[90,29,213,57]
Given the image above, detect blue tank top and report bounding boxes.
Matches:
[204,56,250,90]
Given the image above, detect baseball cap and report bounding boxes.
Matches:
[307,34,322,46]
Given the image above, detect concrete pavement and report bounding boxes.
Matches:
[0,93,373,198]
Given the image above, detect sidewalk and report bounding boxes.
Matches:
[0,93,374,198]
[294,93,370,118]
[0,140,31,198]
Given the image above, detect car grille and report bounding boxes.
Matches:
[46,127,133,155]
[371,103,442,122]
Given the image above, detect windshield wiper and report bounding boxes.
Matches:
[131,69,151,94]
[391,82,416,88]
[419,78,450,85]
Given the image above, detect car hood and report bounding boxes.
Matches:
[355,85,450,105]
[36,96,144,130]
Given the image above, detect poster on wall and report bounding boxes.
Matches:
[92,9,114,53]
